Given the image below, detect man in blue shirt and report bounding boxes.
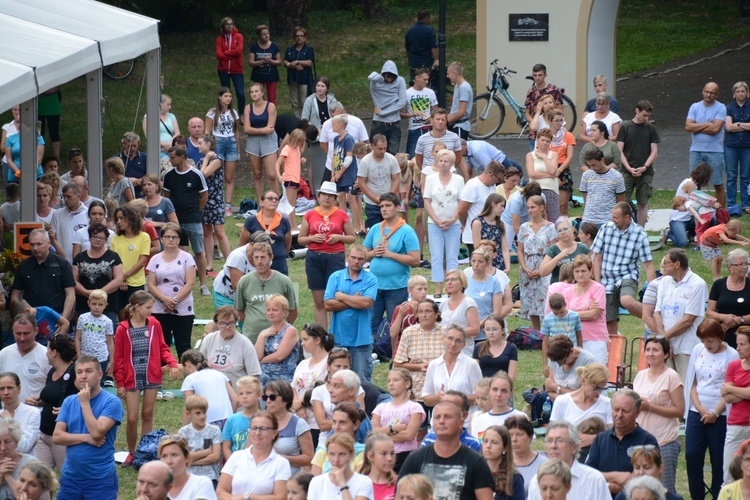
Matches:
[459,138,522,176]
[421,391,481,451]
[586,390,659,497]
[54,355,124,499]
[325,244,379,382]
[405,10,438,84]
[364,192,421,348]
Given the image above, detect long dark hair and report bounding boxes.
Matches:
[477,193,506,237]
[211,87,237,134]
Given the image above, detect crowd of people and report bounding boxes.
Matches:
[1,6,750,500]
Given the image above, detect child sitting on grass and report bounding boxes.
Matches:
[178,394,222,486]
[222,375,262,458]
[700,219,750,280]
[541,293,583,375]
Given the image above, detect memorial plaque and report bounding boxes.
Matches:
[509,13,549,41]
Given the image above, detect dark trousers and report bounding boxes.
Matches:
[218,71,246,117]
[153,313,195,361]
[685,410,726,500]
[370,121,402,155]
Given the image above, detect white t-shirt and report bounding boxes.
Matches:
[292,356,329,428]
[168,473,216,500]
[439,296,478,356]
[308,472,374,500]
[50,203,90,263]
[655,269,707,355]
[199,330,261,387]
[206,109,240,138]
[7,402,40,454]
[0,343,50,402]
[181,369,234,423]
[357,152,401,205]
[548,393,613,426]
[582,111,622,138]
[213,244,255,299]
[72,226,114,253]
[470,409,528,441]
[319,114,369,170]
[423,173,465,225]
[405,86,438,130]
[221,447,291,495]
[459,178,497,244]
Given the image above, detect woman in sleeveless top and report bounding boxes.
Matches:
[244,83,280,200]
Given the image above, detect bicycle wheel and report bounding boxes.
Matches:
[561,93,577,133]
[103,59,135,80]
[469,94,504,140]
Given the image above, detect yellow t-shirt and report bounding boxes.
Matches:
[110,232,151,286]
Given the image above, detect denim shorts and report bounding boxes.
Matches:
[690,151,725,186]
[179,222,205,254]
[215,135,239,162]
[246,133,279,158]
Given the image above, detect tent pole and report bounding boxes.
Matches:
[86,68,103,198]
[19,98,38,222]
[145,48,161,177]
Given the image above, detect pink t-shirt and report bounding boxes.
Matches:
[372,481,396,500]
[563,281,607,342]
[372,400,426,453]
[545,282,574,315]
[281,145,302,183]
[726,359,750,426]
[634,368,683,445]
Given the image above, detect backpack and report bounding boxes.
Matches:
[239,198,259,214]
[507,326,543,350]
[132,428,168,470]
[715,207,730,225]
[522,387,551,425]
[372,317,392,362]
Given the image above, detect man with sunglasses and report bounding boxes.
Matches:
[585,389,659,496]
[54,355,123,499]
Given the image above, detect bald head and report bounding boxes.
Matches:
[702,82,719,105]
[188,117,204,139]
[136,460,172,500]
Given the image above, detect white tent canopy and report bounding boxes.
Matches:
[0,0,161,220]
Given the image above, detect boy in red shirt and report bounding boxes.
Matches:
[700,219,750,280]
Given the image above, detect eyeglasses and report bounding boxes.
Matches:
[249,426,274,433]
[217,321,235,329]
[545,438,570,445]
[264,197,279,202]
[630,444,657,452]
[262,394,279,402]
[162,235,180,240]
[592,385,605,392]
[730,262,749,267]
[159,434,185,444]
[90,236,107,241]
[332,347,349,354]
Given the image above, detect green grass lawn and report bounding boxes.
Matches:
[3,0,748,496]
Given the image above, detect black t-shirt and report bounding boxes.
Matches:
[616,120,660,172]
[39,363,77,435]
[12,252,76,314]
[72,249,123,313]
[709,277,750,348]
[275,114,301,145]
[162,167,208,224]
[400,444,494,500]
[473,341,519,378]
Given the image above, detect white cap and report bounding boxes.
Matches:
[318,181,338,196]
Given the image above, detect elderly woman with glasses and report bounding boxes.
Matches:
[632,336,685,495]
[200,306,261,388]
[217,410,291,499]
[706,248,750,349]
[239,190,292,275]
[422,324,482,410]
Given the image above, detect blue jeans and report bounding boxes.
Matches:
[340,344,373,383]
[218,71,245,117]
[406,128,428,159]
[428,223,461,284]
[690,150,725,186]
[686,410,726,500]
[668,218,695,248]
[370,287,409,342]
[725,145,750,209]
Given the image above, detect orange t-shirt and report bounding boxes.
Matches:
[281,145,301,183]
[700,223,726,248]
[549,131,577,165]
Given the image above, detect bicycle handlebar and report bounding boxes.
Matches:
[490,60,517,75]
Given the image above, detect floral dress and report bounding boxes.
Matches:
[476,216,505,270]
[201,157,225,225]
[260,323,300,385]
[518,221,557,318]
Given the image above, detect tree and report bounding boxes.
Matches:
[266,0,313,38]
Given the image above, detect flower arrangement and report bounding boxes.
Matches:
[0,249,24,288]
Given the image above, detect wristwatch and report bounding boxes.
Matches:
[340,486,350,492]
[389,424,396,435]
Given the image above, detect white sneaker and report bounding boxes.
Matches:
[200,285,210,296]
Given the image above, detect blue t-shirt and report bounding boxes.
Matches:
[222,411,253,452]
[324,268,378,346]
[465,141,506,172]
[333,133,357,187]
[363,223,420,290]
[58,389,123,480]
[35,306,61,345]
[466,275,504,341]
[501,191,547,227]
[421,428,481,452]
[541,311,583,346]
[5,134,44,183]
[687,100,727,153]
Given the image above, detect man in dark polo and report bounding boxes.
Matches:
[586,389,659,496]
[11,228,75,320]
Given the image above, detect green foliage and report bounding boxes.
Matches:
[100,0,244,31]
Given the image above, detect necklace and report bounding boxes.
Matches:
[258,272,273,291]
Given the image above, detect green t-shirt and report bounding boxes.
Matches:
[234,271,297,343]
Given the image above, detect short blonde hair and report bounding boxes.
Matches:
[128,198,148,217]
[445,269,467,290]
[435,149,456,165]
[575,362,609,387]
[88,289,108,303]
[185,394,208,412]
[396,474,434,500]
[236,375,262,393]
[407,275,428,289]
[266,294,290,311]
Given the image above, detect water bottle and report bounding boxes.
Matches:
[541,397,552,422]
